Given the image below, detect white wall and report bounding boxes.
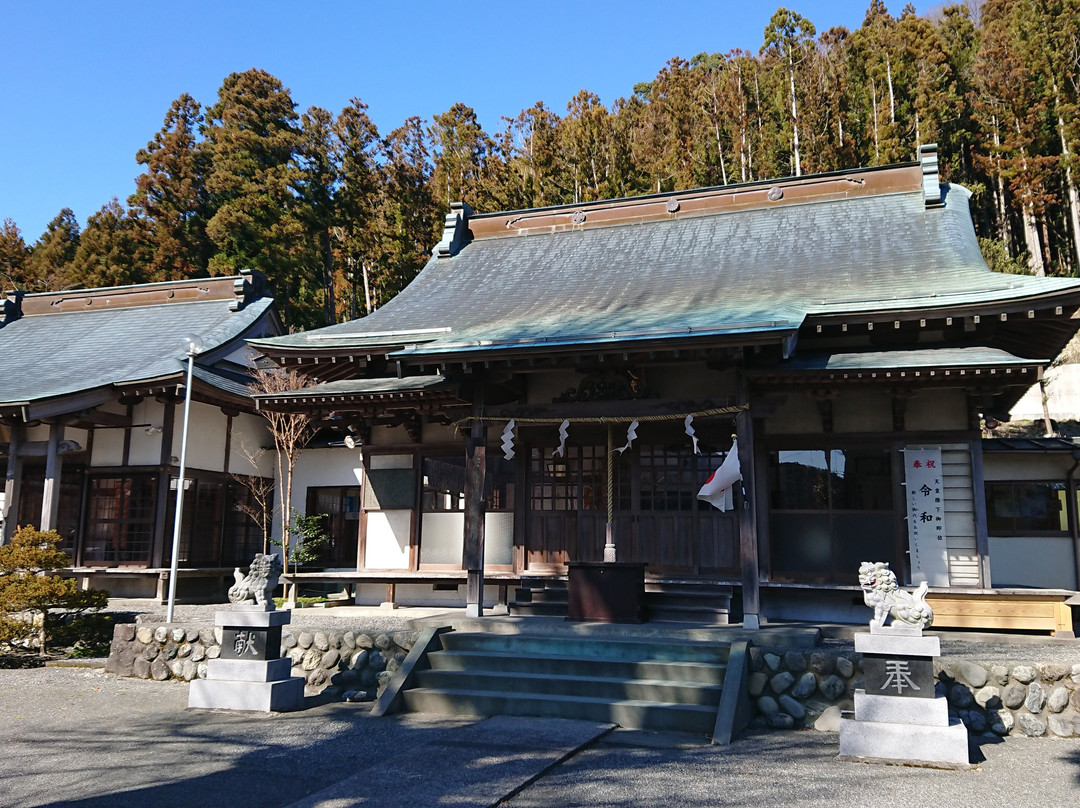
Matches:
[174,401,229,472]
[229,413,274,476]
[270,446,364,540]
[127,399,167,466]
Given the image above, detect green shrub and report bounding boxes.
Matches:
[0,526,109,656]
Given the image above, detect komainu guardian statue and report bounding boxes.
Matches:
[228,553,282,608]
[858,561,934,630]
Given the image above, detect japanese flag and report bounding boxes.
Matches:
[697,439,742,512]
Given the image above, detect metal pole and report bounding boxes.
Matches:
[165,351,196,623]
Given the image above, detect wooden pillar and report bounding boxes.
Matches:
[463,401,487,617]
[40,422,63,533]
[3,424,24,542]
[736,378,761,630]
[969,438,992,588]
[151,399,176,568]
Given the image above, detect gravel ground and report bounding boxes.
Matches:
[1,666,1078,808]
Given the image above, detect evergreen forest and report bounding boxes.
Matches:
[2,0,1079,332]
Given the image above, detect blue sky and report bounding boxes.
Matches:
[2,0,937,241]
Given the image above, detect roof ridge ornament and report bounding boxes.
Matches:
[920,143,943,208]
[435,201,474,258]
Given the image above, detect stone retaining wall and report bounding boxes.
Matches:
[748,646,1080,738]
[105,623,419,702]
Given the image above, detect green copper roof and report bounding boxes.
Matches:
[256,180,1080,360]
[0,296,275,412]
[776,346,1042,372]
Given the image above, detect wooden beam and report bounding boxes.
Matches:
[40,422,62,532]
[736,373,760,629]
[3,424,23,541]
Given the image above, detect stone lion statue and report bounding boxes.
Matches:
[858,561,934,630]
[228,553,282,607]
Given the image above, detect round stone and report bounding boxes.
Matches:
[957,661,988,688]
[990,665,1009,686]
[206,645,220,659]
[948,684,974,708]
[767,713,795,729]
[350,650,369,669]
[143,644,160,661]
[181,659,197,681]
[814,705,842,732]
[1048,713,1075,737]
[307,668,328,687]
[784,652,808,673]
[778,695,806,720]
[769,671,795,694]
[135,626,154,645]
[748,646,764,672]
[169,659,184,678]
[177,643,192,659]
[342,632,356,650]
[185,627,201,643]
[1039,663,1069,682]
[356,634,374,649]
[375,634,391,650]
[200,627,216,646]
[297,631,314,649]
[988,708,1013,735]
[1047,686,1070,713]
[763,653,782,672]
[376,670,393,688]
[1025,682,1047,714]
[974,685,1001,709]
[962,710,987,733]
[321,649,341,669]
[1071,664,1080,685]
[1002,683,1026,709]
[835,657,854,678]
[163,641,178,660]
[1012,665,1036,685]
[368,650,387,672]
[197,661,208,679]
[1071,689,1080,712]
[282,633,297,650]
[133,657,151,679]
[154,626,168,643]
[809,653,834,676]
[171,627,186,643]
[302,648,322,671]
[757,696,779,716]
[190,644,206,662]
[214,627,223,645]
[818,674,846,701]
[328,631,343,649]
[386,657,400,674]
[792,671,818,699]
[748,672,768,697]
[1017,713,1047,737]
[314,632,330,651]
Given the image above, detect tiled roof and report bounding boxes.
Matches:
[256,166,1080,360]
[0,295,274,410]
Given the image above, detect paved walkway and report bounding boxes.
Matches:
[2,667,1079,808]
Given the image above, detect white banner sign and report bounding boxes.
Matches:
[903,448,950,587]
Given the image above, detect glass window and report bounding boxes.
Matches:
[84,475,157,565]
[768,446,896,583]
[985,482,1068,534]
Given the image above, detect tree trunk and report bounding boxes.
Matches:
[1022,203,1046,276]
[886,53,896,124]
[1054,81,1080,271]
[871,79,880,162]
[788,56,801,177]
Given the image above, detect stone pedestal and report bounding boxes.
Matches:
[188,606,305,712]
[839,627,970,767]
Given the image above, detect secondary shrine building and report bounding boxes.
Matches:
[0,273,281,599]
[252,145,1080,629]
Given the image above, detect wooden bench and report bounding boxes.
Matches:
[926,592,1075,637]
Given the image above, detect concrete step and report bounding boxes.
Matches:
[508,602,568,617]
[647,605,730,626]
[426,649,728,685]
[438,632,731,664]
[413,669,723,705]
[513,588,569,604]
[401,687,718,734]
